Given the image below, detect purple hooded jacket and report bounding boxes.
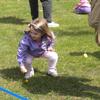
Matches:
[17,32,54,64]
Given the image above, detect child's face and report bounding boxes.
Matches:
[30,29,42,41]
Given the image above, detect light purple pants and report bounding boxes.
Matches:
[21,51,58,73]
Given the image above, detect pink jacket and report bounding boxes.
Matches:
[76,0,91,7]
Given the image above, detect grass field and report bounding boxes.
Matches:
[0,0,100,100]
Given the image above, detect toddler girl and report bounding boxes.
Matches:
[17,18,58,79]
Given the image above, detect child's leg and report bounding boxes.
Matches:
[43,51,58,76]
[24,54,33,71]
[23,54,34,79]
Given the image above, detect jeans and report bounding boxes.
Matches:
[20,51,58,72]
[29,0,52,22]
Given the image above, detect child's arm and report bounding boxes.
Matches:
[41,32,56,51]
[47,32,56,51]
[17,36,29,73]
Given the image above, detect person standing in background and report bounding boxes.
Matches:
[88,0,100,45]
[29,0,59,27]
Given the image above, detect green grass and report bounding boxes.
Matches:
[0,0,100,100]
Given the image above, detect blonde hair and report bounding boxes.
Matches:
[26,18,55,39]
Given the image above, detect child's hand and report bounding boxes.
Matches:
[20,65,27,73]
[47,47,55,51]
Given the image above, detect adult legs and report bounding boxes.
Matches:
[29,0,39,20]
[96,24,100,46]
[88,0,100,45]
[41,0,52,22]
[29,0,59,27]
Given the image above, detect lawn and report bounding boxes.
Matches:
[0,0,100,100]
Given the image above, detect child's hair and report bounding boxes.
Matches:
[26,18,55,39]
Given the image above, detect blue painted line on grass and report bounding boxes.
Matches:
[0,87,29,100]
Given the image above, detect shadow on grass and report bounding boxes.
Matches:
[0,67,24,81]
[70,51,100,59]
[0,16,29,25]
[0,67,100,99]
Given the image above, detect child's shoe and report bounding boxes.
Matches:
[48,22,59,27]
[20,66,27,73]
[47,70,58,77]
[25,70,34,79]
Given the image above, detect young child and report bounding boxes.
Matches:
[17,18,58,79]
[74,0,91,14]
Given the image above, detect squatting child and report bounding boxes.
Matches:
[17,18,58,79]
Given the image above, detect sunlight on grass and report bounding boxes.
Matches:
[0,0,100,100]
